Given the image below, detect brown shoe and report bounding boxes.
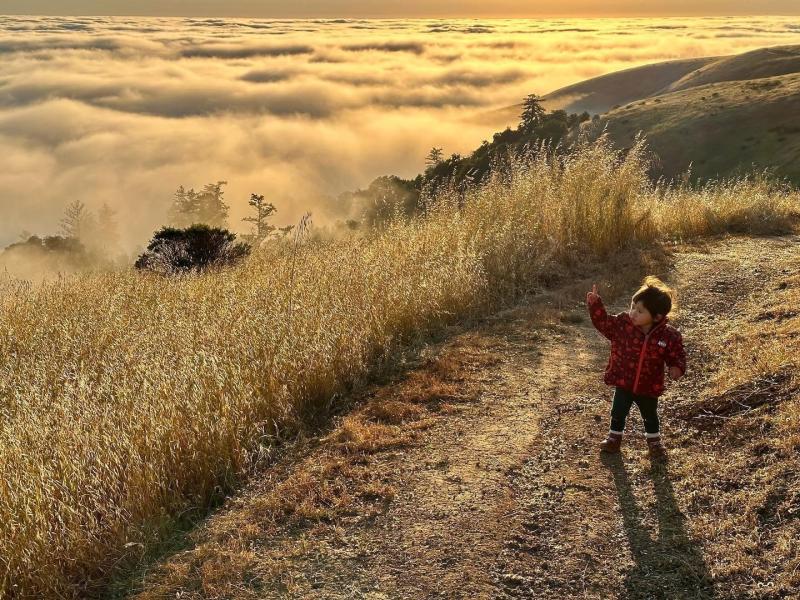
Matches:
[599,432,623,453]
[646,435,667,460]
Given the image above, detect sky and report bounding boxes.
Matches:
[1,15,800,255]
[2,1,800,18]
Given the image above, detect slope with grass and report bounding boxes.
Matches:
[2,139,798,598]
[585,71,800,184]
[492,45,800,120]
[543,57,718,115]
[662,45,800,94]
[487,45,800,185]
[124,232,800,599]
[482,56,716,124]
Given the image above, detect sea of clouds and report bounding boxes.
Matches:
[1,15,800,249]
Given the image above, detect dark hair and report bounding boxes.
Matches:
[632,276,674,320]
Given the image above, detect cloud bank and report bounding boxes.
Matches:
[1,16,799,250]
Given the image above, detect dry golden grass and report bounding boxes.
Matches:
[0,137,798,597]
[131,339,493,599]
[651,172,800,240]
[663,240,800,597]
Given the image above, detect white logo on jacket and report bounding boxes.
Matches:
[657,340,667,347]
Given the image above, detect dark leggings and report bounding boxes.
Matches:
[610,387,660,434]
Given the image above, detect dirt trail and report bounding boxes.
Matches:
[295,322,603,599]
[132,234,800,600]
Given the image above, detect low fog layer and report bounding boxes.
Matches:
[1,16,800,249]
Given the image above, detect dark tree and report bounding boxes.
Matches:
[242,193,278,243]
[520,94,546,133]
[134,224,250,274]
[425,147,444,168]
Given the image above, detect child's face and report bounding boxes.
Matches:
[629,300,658,328]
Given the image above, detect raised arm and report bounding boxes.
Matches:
[586,284,618,340]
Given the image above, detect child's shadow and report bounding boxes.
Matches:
[600,453,715,599]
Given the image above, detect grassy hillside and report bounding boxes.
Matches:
[662,45,800,94]
[484,58,716,125]
[492,45,800,120]
[1,139,798,598]
[584,72,800,184]
[483,45,800,185]
[543,57,717,115]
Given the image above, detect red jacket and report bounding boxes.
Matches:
[588,296,686,397]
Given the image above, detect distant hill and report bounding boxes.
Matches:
[541,57,718,115]
[661,45,800,94]
[493,45,800,120]
[486,57,717,125]
[583,71,800,185]
[490,45,800,185]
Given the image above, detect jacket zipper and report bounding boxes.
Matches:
[632,321,666,394]
[632,334,650,395]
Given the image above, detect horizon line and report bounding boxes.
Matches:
[2,13,799,19]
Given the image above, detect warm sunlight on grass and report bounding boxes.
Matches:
[663,241,800,595]
[651,172,800,239]
[0,137,798,597]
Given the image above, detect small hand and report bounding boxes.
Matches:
[669,366,683,380]
[586,283,600,305]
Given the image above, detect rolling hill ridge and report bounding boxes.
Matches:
[492,45,800,184]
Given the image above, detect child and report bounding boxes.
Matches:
[586,277,686,459]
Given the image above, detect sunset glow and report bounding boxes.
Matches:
[2,4,800,598]
[3,1,800,17]
[1,14,800,249]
